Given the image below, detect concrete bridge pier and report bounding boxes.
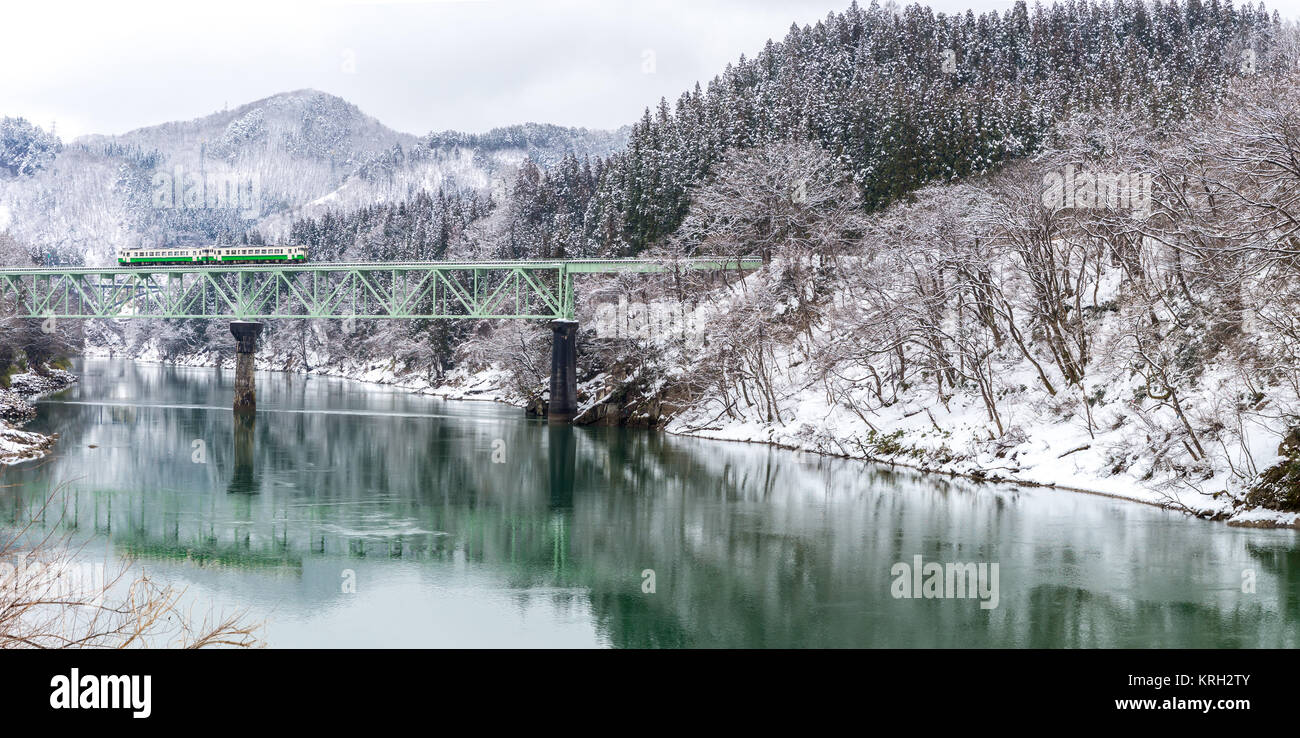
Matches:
[548,319,578,424]
[230,321,263,414]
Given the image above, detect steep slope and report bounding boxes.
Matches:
[0,90,627,265]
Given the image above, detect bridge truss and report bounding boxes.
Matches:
[0,258,760,321]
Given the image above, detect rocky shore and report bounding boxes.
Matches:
[0,368,76,465]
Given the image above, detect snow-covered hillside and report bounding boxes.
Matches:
[0,89,627,266]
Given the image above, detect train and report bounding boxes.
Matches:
[116,245,309,266]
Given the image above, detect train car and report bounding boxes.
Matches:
[116,246,309,266]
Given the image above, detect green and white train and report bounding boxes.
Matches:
[116,246,309,266]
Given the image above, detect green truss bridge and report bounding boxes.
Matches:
[0,258,759,321]
[0,257,762,421]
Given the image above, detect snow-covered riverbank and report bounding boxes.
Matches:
[663,365,1300,530]
[86,344,517,404]
[89,337,1300,529]
[0,369,77,465]
[78,250,1300,530]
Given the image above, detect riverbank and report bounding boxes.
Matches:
[0,369,77,465]
[85,344,517,404]
[83,338,1300,529]
[655,353,1300,530]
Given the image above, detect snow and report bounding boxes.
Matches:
[89,341,517,406]
[0,422,56,465]
[0,371,77,465]
[577,265,1300,529]
[80,298,1300,529]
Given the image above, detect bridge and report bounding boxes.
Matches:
[0,258,761,421]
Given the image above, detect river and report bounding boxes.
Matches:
[2,358,1298,647]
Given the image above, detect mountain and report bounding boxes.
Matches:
[0,90,628,265]
[499,0,1291,259]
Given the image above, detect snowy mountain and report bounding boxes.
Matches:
[0,89,627,265]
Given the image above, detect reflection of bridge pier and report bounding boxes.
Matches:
[230,321,262,413]
[547,424,576,508]
[227,409,258,495]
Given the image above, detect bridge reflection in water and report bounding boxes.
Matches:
[3,359,1300,648]
[228,411,258,496]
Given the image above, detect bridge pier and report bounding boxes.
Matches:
[548,320,578,424]
[230,321,263,414]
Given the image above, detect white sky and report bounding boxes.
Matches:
[2,0,1298,140]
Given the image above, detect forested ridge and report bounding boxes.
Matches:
[488,0,1287,260]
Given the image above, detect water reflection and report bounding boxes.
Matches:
[548,425,574,510]
[1,359,1298,648]
[228,411,258,496]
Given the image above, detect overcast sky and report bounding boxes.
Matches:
[2,0,1298,140]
